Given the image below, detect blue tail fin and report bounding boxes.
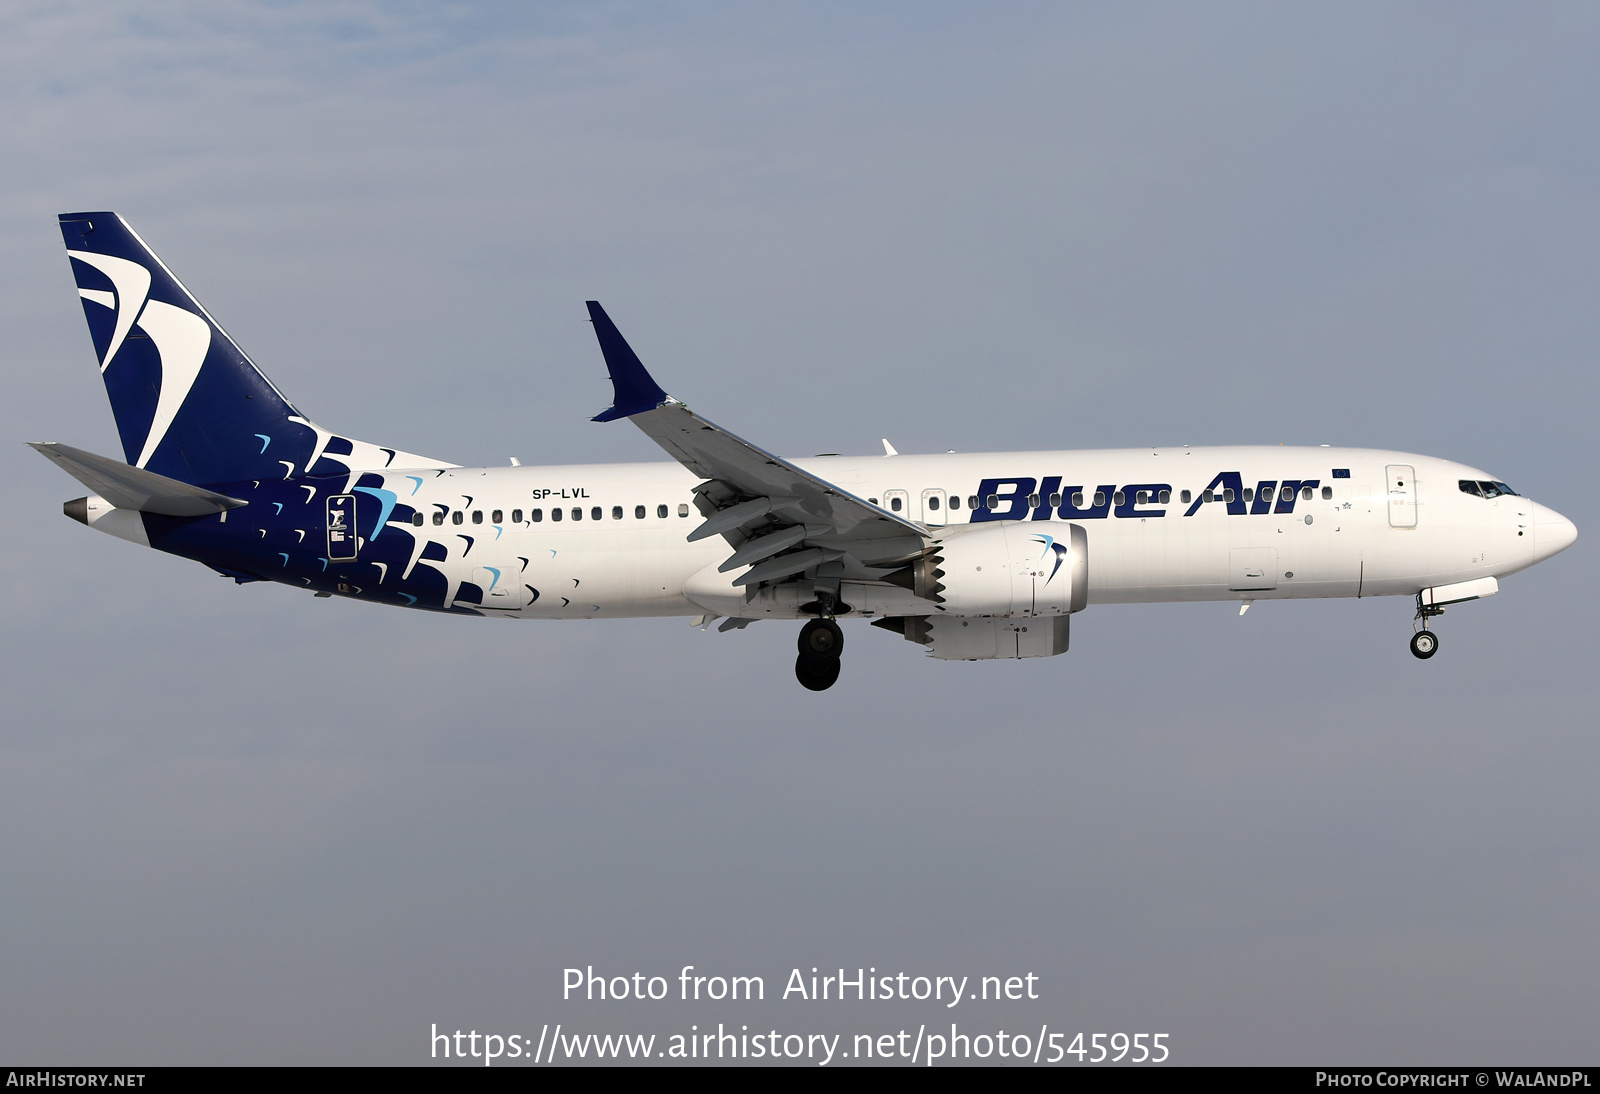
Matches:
[58,212,451,486]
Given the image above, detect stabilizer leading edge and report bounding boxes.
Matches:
[29,442,246,516]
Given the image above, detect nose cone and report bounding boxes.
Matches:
[1532,502,1578,563]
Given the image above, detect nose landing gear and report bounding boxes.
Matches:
[796,618,844,691]
[1410,591,1443,659]
[1409,629,1439,659]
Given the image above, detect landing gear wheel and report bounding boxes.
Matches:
[795,654,841,691]
[1409,630,1439,659]
[798,618,844,658]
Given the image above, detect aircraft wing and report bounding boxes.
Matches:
[586,302,930,584]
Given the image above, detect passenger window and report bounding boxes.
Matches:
[1113,491,1126,506]
[1203,489,1214,503]
[1280,486,1293,503]
[949,495,961,510]
[986,494,999,509]
[412,513,424,526]
[530,508,542,522]
[1159,489,1171,504]
[511,509,522,523]
[1072,492,1084,507]
[551,507,562,522]
[1181,490,1191,504]
[1048,493,1061,508]
[1300,487,1311,501]
[868,498,878,505]
[678,504,690,517]
[612,506,623,519]
[967,496,979,509]
[491,509,503,523]
[635,505,646,519]
[472,510,483,524]
[1243,488,1254,503]
[1135,490,1148,505]
[572,507,582,521]
[1223,488,1235,503]
[657,504,668,518]
[1092,491,1105,507]
[891,496,903,511]
[433,511,445,526]
[452,511,464,525]
[1027,493,1040,508]
[1321,487,1332,500]
[591,507,602,521]
[928,495,941,510]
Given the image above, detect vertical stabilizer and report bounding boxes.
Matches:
[58,213,452,486]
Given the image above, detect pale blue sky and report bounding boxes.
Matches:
[2,1,1597,1064]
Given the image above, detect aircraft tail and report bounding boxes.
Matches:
[57,212,452,487]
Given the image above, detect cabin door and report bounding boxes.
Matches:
[1386,465,1417,528]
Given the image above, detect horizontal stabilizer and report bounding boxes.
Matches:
[29,442,247,516]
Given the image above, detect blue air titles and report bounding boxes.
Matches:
[972,473,1322,522]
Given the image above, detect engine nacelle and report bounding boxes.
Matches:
[915,522,1088,618]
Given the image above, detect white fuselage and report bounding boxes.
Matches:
[366,446,1568,620]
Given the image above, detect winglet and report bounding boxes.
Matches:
[587,301,671,422]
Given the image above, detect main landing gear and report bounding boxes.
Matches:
[1410,591,1443,660]
[796,618,844,691]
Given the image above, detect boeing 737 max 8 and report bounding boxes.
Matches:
[33,213,1578,690]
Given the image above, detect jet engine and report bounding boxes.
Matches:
[884,521,1088,618]
[875,522,1088,660]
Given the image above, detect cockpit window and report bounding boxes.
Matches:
[1490,481,1518,497]
[1459,480,1483,497]
[1462,480,1520,499]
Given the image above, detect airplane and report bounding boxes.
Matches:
[34,212,1578,691]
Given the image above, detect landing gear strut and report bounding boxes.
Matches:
[1410,592,1443,660]
[796,618,844,691]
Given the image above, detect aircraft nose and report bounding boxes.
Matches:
[1531,502,1577,563]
